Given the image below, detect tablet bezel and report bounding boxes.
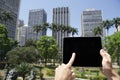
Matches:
[63,37,102,67]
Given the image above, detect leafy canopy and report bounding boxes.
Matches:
[37,36,59,64]
[104,32,120,64]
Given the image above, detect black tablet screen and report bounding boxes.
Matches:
[63,37,102,67]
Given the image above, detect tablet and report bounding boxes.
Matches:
[63,37,102,67]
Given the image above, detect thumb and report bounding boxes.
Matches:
[100,49,106,58]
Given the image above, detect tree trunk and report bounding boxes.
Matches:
[22,75,25,80]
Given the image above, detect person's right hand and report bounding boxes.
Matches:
[100,49,120,80]
[55,53,76,80]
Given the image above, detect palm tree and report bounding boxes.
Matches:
[65,25,72,36]
[16,63,33,80]
[41,23,49,35]
[93,26,103,36]
[113,17,120,32]
[49,23,60,38]
[0,24,8,60]
[101,20,112,36]
[33,25,42,40]
[0,11,13,24]
[58,24,66,38]
[70,27,78,37]
[25,39,36,47]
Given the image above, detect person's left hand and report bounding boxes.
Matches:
[55,53,76,80]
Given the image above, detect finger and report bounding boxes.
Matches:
[71,69,74,73]
[67,53,76,67]
[100,49,111,61]
[70,72,75,80]
[61,63,65,66]
[55,65,61,70]
[100,49,106,58]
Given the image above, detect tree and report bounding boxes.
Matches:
[49,23,60,39]
[70,27,78,37]
[7,46,39,65]
[36,36,59,66]
[33,25,42,40]
[0,24,18,69]
[25,39,36,47]
[65,25,72,35]
[104,32,120,66]
[42,23,49,34]
[93,26,103,36]
[101,20,113,36]
[0,24,8,60]
[33,23,49,40]
[16,62,34,80]
[113,17,120,32]
[0,11,13,24]
[3,38,18,56]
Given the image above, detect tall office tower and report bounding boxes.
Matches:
[17,20,24,46]
[52,7,70,51]
[81,9,102,37]
[19,25,28,46]
[28,9,47,40]
[0,0,21,40]
[118,25,120,32]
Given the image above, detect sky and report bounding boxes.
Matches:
[19,0,120,36]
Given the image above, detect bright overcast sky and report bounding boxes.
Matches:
[19,0,120,36]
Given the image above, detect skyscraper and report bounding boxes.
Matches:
[118,25,120,32]
[17,20,24,46]
[81,9,102,37]
[0,0,21,40]
[28,9,47,40]
[52,7,70,51]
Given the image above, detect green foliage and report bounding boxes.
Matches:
[25,39,36,47]
[16,62,33,75]
[0,10,13,23]
[93,26,103,36]
[33,23,49,40]
[37,36,59,65]
[89,75,107,80]
[7,46,39,65]
[16,62,34,80]
[43,67,55,77]
[46,68,54,76]
[104,32,120,65]
[118,70,120,75]
[0,24,17,60]
[0,77,3,80]
[0,24,8,38]
[113,17,120,32]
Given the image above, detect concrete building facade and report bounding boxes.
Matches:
[81,9,102,37]
[52,7,70,51]
[17,20,24,46]
[0,0,21,40]
[27,9,47,40]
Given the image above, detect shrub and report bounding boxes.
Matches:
[0,77,3,80]
[46,68,54,76]
[118,70,120,75]
[90,75,107,80]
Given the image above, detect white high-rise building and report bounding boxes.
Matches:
[20,25,28,46]
[17,20,24,46]
[81,9,103,37]
[118,25,120,31]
